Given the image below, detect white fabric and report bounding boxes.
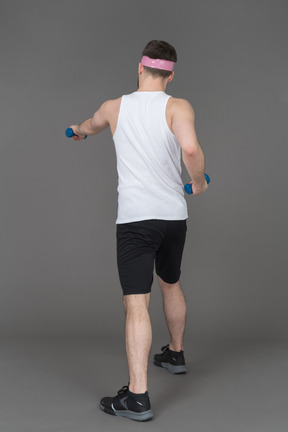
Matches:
[113,91,188,224]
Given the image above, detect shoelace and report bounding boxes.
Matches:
[116,385,129,398]
[161,344,170,352]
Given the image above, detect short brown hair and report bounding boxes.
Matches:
[141,40,177,78]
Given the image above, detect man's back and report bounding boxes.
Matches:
[111,91,188,224]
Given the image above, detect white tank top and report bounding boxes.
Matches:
[113,91,188,224]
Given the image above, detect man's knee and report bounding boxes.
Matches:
[157,274,180,289]
[123,293,150,312]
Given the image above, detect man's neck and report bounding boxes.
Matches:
[137,77,167,92]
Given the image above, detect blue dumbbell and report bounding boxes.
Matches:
[65,128,87,139]
[184,173,210,194]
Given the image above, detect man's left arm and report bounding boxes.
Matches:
[69,101,110,141]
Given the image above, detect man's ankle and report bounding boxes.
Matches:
[169,343,183,352]
[128,384,148,395]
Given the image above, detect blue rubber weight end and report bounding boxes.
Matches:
[184,173,211,194]
[65,128,75,137]
[184,184,193,194]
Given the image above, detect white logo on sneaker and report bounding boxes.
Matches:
[137,401,143,406]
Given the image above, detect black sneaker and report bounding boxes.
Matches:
[99,385,153,422]
[154,344,187,374]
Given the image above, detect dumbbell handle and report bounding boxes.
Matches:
[65,128,87,139]
[184,173,210,194]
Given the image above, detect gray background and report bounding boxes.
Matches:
[1,0,287,339]
[0,0,287,431]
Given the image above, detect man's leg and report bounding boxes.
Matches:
[157,275,186,352]
[123,293,152,394]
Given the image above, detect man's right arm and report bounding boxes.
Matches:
[171,98,208,195]
[69,101,111,140]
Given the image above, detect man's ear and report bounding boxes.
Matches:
[167,71,175,82]
[138,63,144,74]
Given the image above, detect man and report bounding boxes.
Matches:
[69,40,208,422]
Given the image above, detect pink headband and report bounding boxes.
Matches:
[141,56,174,72]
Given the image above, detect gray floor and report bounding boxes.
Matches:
[0,336,287,432]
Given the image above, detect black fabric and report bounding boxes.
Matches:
[116,219,187,295]
[128,389,148,398]
[169,349,183,357]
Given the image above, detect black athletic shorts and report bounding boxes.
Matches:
[116,219,187,295]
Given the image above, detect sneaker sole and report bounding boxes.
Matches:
[99,403,153,421]
[154,360,187,374]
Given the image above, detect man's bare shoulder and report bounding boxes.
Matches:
[101,97,122,114]
[168,97,194,114]
[96,98,122,127]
